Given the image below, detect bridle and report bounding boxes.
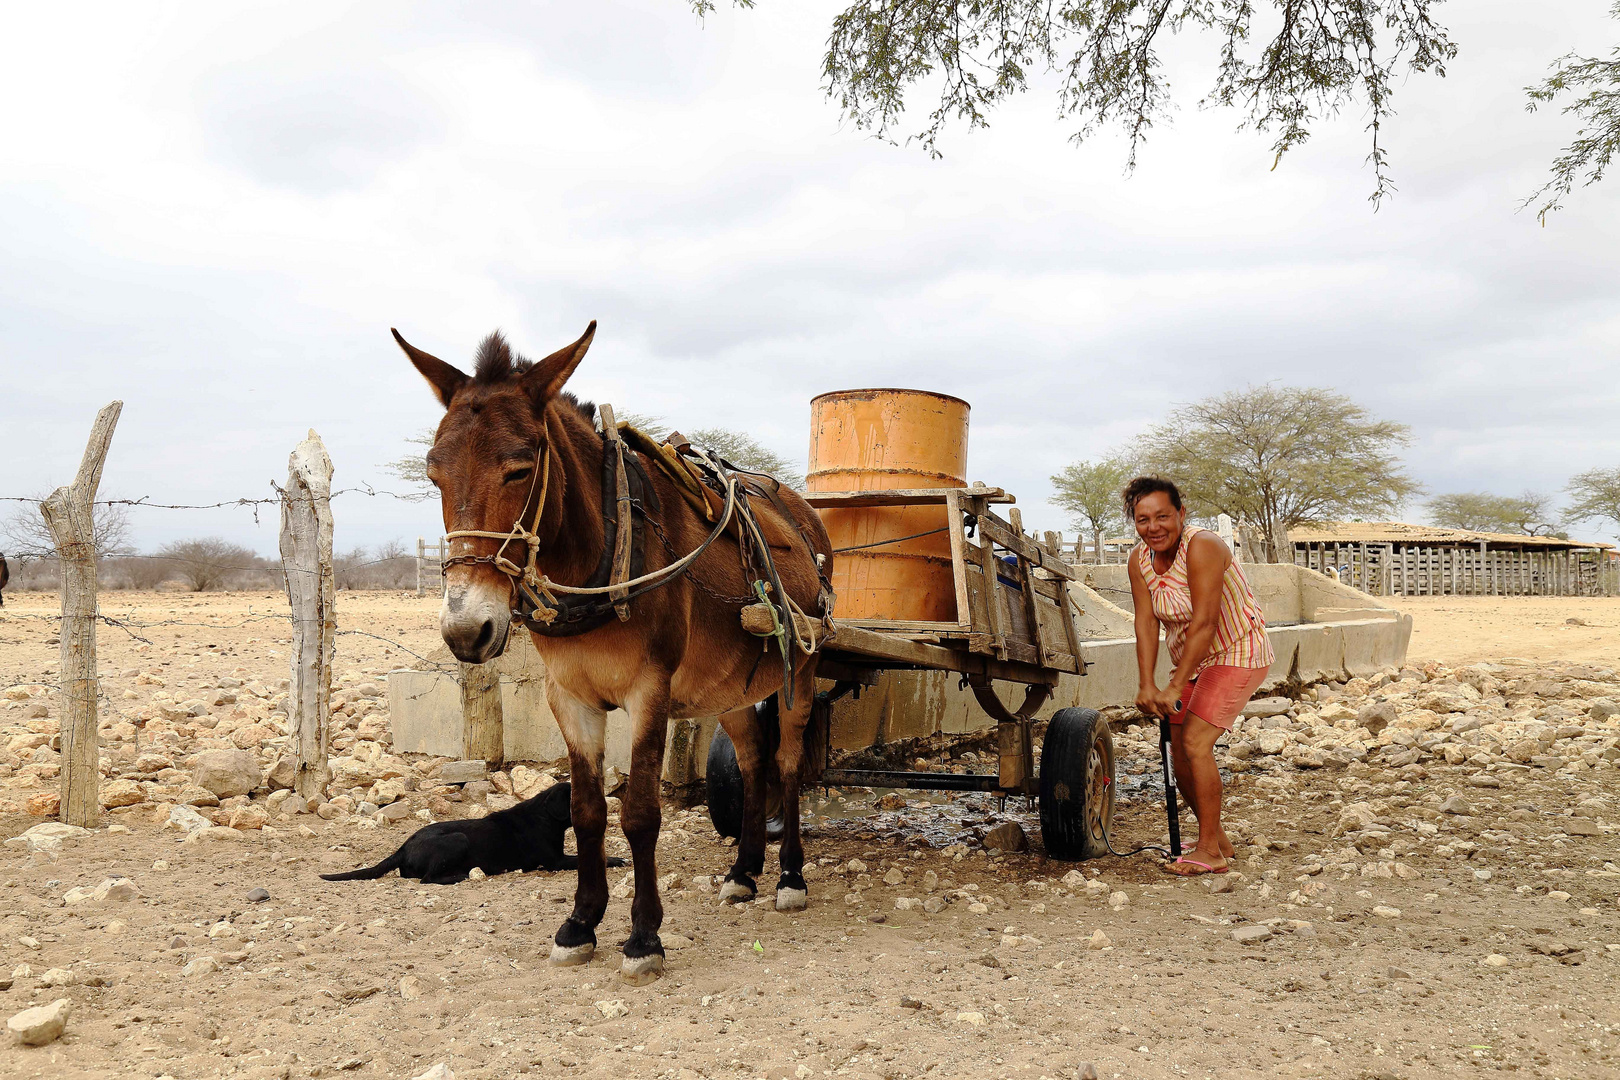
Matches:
[440,434,558,620]
[436,413,749,631]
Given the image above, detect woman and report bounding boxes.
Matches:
[1125,477,1273,876]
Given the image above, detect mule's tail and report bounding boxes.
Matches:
[319,848,405,881]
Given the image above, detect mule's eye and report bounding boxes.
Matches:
[503,468,532,485]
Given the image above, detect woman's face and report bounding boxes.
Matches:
[1133,491,1186,555]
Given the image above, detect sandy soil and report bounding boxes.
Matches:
[0,591,1617,1080]
[1401,596,1620,666]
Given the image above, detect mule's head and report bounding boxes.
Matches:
[393,321,596,663]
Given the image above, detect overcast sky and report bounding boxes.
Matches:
[4,0,1618,557]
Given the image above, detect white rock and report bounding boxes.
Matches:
[3,823,90,854]
[7,998,71,1046]
[166,804,212,835]
[1481,954,1510,968]
[1088,929,1112,950]
[400,975,423,1001]
[595,999,629,1018]
[956,1011,986,1026]
[1371,905,1402,919]
[36,968,73,988]
[1061,869,1086,887]
[1108,891,1129,910]
[412,1065,455,1080]
[182,956,219,977]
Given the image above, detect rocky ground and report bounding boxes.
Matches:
[0,591,1617,1080]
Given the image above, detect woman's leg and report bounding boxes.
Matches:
[1166,714,1228,873]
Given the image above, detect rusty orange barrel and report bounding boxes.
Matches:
[807,389,969,622]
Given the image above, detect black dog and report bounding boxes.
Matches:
[319,781,625,886]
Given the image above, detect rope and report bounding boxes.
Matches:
[833,525,950,554]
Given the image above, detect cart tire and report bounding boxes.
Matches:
[705,705,787,841]
[706,726,747,839]
[1039,708,1115,861]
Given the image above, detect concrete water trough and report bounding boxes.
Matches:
[387,560,1411,784]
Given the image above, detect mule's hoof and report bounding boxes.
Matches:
[775,887,808,912]
[718,879,755,905]
[549,942,596,967]
[621,952,665,985]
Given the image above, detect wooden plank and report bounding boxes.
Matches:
[972,526,1008,659]
[1008,508,1048,664]
[975,512,1078,581]
[824,621,1062,683]
[40,401,122,828]
[944,489,974,632]
[803,485,1011,509]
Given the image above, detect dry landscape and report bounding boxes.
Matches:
[1,590,1617,1080]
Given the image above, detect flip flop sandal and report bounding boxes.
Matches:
[1165,856,1228,876]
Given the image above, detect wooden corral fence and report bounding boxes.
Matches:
[416,537,447,597]
[1289,522,1616,598]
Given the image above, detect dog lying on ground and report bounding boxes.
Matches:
[319,781,625,885]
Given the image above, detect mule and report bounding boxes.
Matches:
[394,322,832,982]
[0,552,8,607]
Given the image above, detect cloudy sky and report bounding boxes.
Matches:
[4,0,1618,557]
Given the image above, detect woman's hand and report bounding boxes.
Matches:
[1137,683,1181,719]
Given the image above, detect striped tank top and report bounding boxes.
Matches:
[1136,526,1274,675]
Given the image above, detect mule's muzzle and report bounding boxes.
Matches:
[441,587,512,664]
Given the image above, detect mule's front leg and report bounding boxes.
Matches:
[547,685,609,967]
[620,674,673,984]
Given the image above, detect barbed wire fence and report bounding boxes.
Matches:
[2,406,476,826]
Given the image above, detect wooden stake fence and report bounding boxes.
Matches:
[41,402,122,827]
[460,661,505,766]
[279,431,335,801]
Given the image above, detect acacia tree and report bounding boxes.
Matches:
[1050,456,1132,560]
[1565,466,1620,539]
[1428,491,1558,535]
[695,0,1617,214]
[1139,385,1419,562]
[689,427,805,489]
[382,428,437,500]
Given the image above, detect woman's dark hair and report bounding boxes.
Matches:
[1122,476,1183,516]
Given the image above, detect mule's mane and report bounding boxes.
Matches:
[471,330,594,422]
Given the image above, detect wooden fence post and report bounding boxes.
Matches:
[279,431,336,802]
[41,401,122,828]
[460,661,505,766]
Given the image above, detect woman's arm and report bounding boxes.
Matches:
[1164,532,1232,699]
[1128,556,1164,715]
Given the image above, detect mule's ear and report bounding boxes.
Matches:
[522,321,597,402]
[392,328,469,408]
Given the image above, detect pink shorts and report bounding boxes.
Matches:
[1171,665,1270,731]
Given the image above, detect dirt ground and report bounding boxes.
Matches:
[1400,596,1620,666]
[1,590,1617,1080]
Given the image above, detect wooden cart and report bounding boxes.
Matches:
[707,483,1118,860]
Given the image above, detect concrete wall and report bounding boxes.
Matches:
[388,562,1410,776]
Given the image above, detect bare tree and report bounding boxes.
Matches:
[156,537,260,591]
[1050,456,1133,561]
[1565,466,1620,541]
[103,555,173,591]
[1,497,131,560]
[382,428,437,501]
[1139,385,1419,562]
[1428,491,1559,536]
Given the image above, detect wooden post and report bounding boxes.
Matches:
[279,430,336,802]
[416,537,426,598]
[41,401,122,828]
[460,661,504,766]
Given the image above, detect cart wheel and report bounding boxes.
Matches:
[705,706,785,840]
[1039,707,1115,861]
